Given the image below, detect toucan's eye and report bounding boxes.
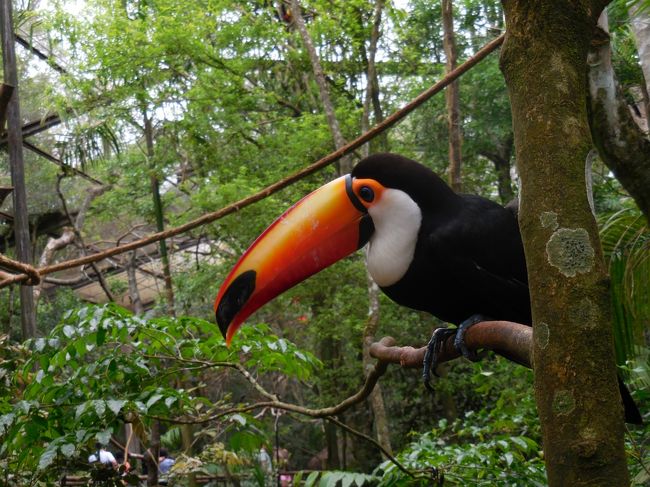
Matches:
[359,186,374,202]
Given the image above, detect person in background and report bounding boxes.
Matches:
[258,446,272,474]
[158,448,175,474]
[88,443,118,468]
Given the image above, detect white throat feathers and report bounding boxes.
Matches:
[366,188,422,287]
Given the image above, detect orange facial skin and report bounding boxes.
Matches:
[215,175,378,345]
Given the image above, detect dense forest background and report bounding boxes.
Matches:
[0,0,648,485]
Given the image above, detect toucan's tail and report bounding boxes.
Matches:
[619,377,643,425]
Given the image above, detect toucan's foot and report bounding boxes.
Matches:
[423,327,457,391]
[454,314,490,362]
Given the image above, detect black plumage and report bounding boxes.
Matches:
[352,153,640,424]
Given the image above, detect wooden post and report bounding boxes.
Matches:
[0,0,36,339]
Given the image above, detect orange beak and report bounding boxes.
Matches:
[214,175,373,345]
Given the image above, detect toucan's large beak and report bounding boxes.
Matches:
[214,175,373,345]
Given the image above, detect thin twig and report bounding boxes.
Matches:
[325,415,417,479]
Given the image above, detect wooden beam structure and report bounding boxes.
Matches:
[14,32,67,74]
[23,140,104,185]
[1,0,36,338]
[0,82,13,132]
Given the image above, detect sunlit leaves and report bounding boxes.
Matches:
[375,409,546,486]
[1,303,321,480]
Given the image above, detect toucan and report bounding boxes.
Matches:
[214,153,642,424]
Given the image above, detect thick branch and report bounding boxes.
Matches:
[588,22,650,222]
[369,321,531,368]
[0,253,40,284]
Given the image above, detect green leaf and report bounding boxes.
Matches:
[97,326,107,346]
[504,451,513,466]
[34,338,47,352]
[230,414,246,426]
[96,428,112,445]
[305,471,320,487]
[38,445,58,470]
[107,399,126,416]
[75,402,88,420]
[0,413,15,434]
[76,429,88,442]
[321,472,344,487]
[94,400,106,417]
[510,436,528,451]
[146,394,163,409]
[61,443,76,457]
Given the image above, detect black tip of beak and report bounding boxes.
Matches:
[216,270,257,339]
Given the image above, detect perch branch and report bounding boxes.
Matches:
[0,34,504,289]
[369,321,532,368]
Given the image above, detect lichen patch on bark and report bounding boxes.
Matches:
[540,211,559,230]
[546,227,595,277]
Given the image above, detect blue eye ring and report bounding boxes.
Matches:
[359,186,374,202]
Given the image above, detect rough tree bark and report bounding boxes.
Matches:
[361,0,387,156]
[143,108,176,316]
[291,0,353,174]
[629,3,650,118]
[442,0,462,192]
[145,420,160,486]
[500,1,628,485]
[588,13,650,222]
[362,274,393,456]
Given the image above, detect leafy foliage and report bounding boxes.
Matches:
[0,304,320,484]
[599,207,650,365]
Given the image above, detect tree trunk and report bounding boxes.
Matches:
[181,423,197,487]
[362,274,393,456]
[320,335,341,469]
[630,3,650,118]
[500,2,628,485]
[587,13,650,222]
[145,421,160,486]
[290,0,353,174]
[143,109,176,316]
[442,0,462,192]
[359,0,392,458]
[1,0,36,339]
[361,0,387,156]
[32,228,75,304]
